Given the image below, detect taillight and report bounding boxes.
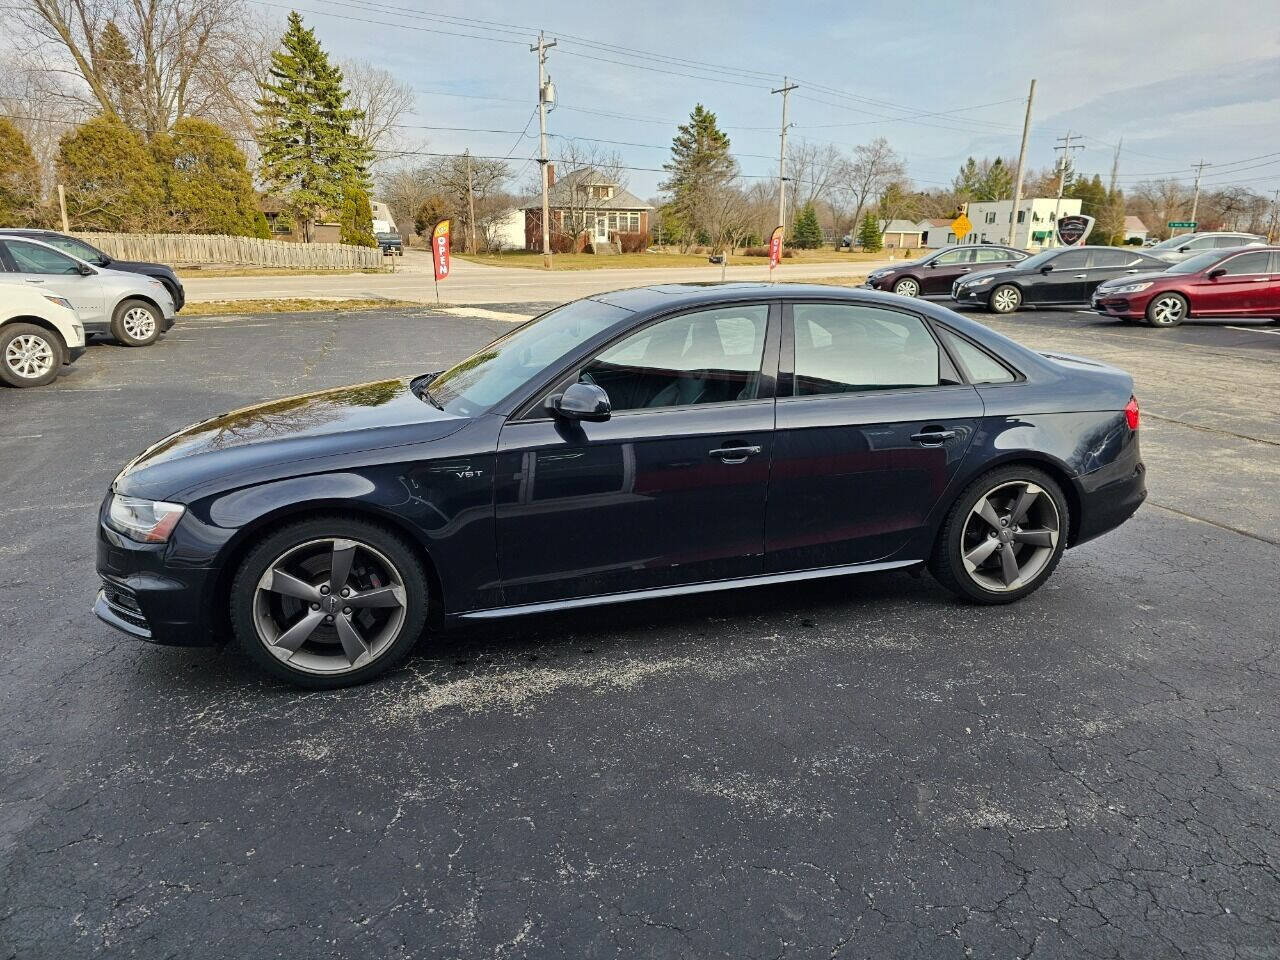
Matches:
[1124,395,1140,431]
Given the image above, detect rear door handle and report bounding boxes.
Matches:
[1072,274,1087,278]
[709,445,762,463]
[911,429,956,445]
[24,278,45,284]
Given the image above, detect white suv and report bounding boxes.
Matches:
[1147,232,1266,263]
[0,236,175,346]
[0,285,86,387]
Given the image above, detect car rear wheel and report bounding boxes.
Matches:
[893,277,920,297]
[930,465,1069,604]
[230,517,428,689]
[989,284,1021,314]
[0,322,63,388]
[111,299,162,347]
[1146,292,1187,327]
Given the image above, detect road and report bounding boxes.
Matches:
[180,248,893,305]
[2,303,1278,958]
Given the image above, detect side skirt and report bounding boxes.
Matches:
[459,558,922,621]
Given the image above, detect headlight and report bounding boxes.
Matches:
[106,495,186,543]
[965,275,995,287]
[1106,282,1153,294]
[43,295,73,309]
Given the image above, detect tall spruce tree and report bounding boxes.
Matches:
[0,117,43,227]
[256,12,372,241]
[661,104,736,250]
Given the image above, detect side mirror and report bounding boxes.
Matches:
[1207,267,1227,279]
[77,264,94,276]
[1178,246,1190,253]
[547,381,611,422]
[1040,264,1054,274]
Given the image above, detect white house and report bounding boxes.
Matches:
[917,218,956,249]
[962,198,1084,248]
[1123,216,1149,244]
[879,219,923,249]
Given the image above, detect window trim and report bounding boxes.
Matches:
[514,299,782,422]
[779,298,964,400]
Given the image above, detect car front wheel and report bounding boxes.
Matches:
[930,465,1069,604]
[893,277,920,297]
[989,284,1021,314]
[0,322,63,387]
[230,517,429,688]
[111,299,163,347]
[1145,292,1187,327]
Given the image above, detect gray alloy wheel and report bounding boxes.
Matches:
[251,537,409,676]
[111,299,162,347]
[0,323,62,388]
[230,517,429,688]
[959,480,1060,593]
[893,277,920,297]
[990,284,1021,314]
[1146,292,1187,327]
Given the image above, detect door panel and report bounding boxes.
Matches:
[1035,250,1090,303]
[766,301,983,570]
[921,248,973,294]
[496,403,774,604]
[1192,250,1273,315]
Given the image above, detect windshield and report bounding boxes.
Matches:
[1147,234,1196,251]
[37,234,107,265]
[1165,251,1223,274]
[427,298,631,416]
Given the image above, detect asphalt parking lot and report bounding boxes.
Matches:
[2,301,1278,959]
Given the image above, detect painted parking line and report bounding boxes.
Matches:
[1226,325,1280,336]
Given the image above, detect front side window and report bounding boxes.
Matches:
[33,234,107,264]
[579,304,769,412]
[1186,237,1215,251]
[932,248,972,266]
[1053,250,1089,269]
[791,303,941,396]
[4,240,83,275]
[1219,251,1271,275]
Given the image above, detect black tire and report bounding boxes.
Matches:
[110,298,163,347]
[893,277,920,297]
[0,322,64,388]
[230,516,429,689]
[988,283,1022,314]
[929,464,1070,605]
[1145,291,1188,328]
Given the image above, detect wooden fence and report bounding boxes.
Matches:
[73,233,384,270]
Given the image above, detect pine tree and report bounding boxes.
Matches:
[857,211,882,251]
[151,117,261,235]
[256,12,372,241]
[0,117,44,227]
[57,113,163,231]
[661,104,736,250]
[790,203,823,249]
[93,21,146,133]
[339,182,376,247]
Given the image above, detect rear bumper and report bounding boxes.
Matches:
[1073,454,1147,547]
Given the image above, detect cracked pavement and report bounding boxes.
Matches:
[1,303,1278,958]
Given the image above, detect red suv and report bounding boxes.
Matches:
[1092,246,1280,327]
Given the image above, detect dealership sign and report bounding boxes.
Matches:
[431,219,452,281]
[1056,214,1094,246]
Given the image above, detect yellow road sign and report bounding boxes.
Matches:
[951,213,972,240]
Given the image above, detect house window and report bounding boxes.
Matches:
[1017,210,1026,224]
[984,212,996,224]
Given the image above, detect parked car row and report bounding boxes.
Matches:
[867,238,1280,327]
[0,231,182,388]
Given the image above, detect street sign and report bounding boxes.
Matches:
[1168,221,1197,229]
[1056,214,1095,246]
[950,213,972,240]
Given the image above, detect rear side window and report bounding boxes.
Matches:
[938,328,1015,384]
[791,303,941,395]
[1091,249,1132,267]
[974,248,1012,263]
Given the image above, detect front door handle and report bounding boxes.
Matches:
[24,278,45,284]
[911,429,956,445]
[1072,274,1087,278]
[708,445,762,463]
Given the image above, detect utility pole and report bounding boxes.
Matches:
[1106,137,1122,244]
[56,184,69,233]
[771,76,798,235]
[1189,159,1210,229]
[1007,78,1035,247]
[1051,130,1084,247]
[1267,189,1280,244]
[531,31,557,269]
[465,150,478,254]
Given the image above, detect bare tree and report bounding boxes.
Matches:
[423,153,511,252]
[341,58,417,165]
[1132,179,1188,240]
[831,137,905,242]
[14,0,252,137]
[378,163,436,236]
[786,140,842,215]
[536,139,627,242]
[0,50,91,195]
[702,180,754,257]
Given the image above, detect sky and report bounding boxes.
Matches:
[36,0,1280,200]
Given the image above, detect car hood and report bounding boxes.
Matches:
[105,258,179,280]
[114,378,468,500]
[1096,270,1172,290]
[961,265,1019,283]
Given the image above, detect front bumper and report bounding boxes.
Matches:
[67,345,86,363]
[1090,290,1151,319]
[94,520,220,646]
[951,282,989,304]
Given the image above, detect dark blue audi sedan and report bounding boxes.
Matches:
[95,284,1146,688]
